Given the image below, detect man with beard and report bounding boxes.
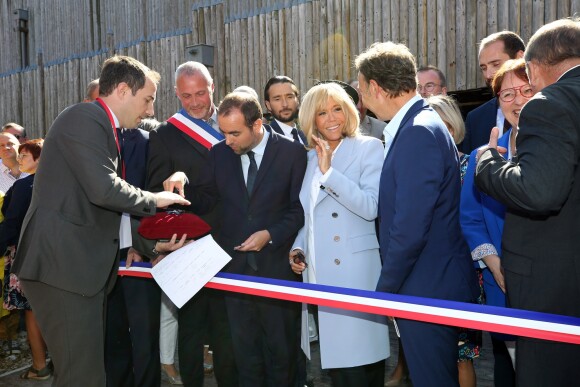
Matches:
[462,31,525,153]
[264,76,307,145]
[147,61,238,387]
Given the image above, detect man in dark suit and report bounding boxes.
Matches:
[462,31,525,154]
[177,92,306,386]
[355,42,478,387]
[147,61,238,387]
[475,18,580,386]
[12,55,189,386]
[264,75,307,145]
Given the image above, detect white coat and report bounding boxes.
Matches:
[292,135,389,369]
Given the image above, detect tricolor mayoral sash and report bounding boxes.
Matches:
[167,109,224,149]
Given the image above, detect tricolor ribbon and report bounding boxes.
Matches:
[167,109,224,149]
[118,263,580,345]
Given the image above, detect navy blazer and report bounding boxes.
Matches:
[191,129,307,281]
[462,98,498,154]
[119,128,149,188]
[268,119,308,145]
[376,99,478,302]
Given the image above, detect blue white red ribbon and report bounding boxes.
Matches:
[118,263,580,345]
[167,108,224,149]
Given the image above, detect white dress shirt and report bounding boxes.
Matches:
[383,94,423,158]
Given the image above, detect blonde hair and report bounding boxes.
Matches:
[299,83,359,148]
[426,95,465,144]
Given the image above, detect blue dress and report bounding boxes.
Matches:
[460,131,514,340]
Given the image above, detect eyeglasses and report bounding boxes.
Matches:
[498,84,534,102]
[16,153,31,160]
[417,82,441,93]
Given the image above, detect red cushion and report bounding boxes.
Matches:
[138,210,211,240]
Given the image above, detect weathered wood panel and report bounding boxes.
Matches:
[1,0,580,134]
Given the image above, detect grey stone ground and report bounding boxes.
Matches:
[0,320,494,386]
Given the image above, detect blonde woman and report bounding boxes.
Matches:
[290,82,389,386]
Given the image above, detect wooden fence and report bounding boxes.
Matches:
[0,0,579,138]
[196,0,580,103]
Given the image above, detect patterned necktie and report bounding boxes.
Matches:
[246,151,257,194]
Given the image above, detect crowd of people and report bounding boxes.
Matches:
[0,16,577,387]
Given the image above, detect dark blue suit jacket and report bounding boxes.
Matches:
[462,97,498,154]
[376,100,478,302]
[191,130,307,281]
[268,119,308,145]
[120,128,149,188]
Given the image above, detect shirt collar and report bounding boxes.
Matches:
[250,127,269,157]
[383,94,423,141]
[275,119,296,136]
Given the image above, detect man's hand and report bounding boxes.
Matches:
[155,233,189,254]
[482,254,506,293]
[125,247,143,268]
[476,127,508,163]
[154,191,190,208]
[163,171,188,197]
[234,230,271,252]
[151,233,190,267]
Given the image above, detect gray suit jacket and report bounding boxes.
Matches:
[292,135,389,368]
[359,115,385,140]
[13,102,157,296]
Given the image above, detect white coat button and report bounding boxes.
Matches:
[334,259,341,265]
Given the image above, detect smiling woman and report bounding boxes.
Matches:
[291,81,389,386]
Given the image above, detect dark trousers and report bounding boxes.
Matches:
[491,336,515,387]
[328,360,385,387]
[516,337,580,387]
[225,292,300,387]
[21,279,107,387]
[398,318,459,387]
[178,287,238,387]
[104,276,161,387]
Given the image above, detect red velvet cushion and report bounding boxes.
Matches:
[138,210,211,240]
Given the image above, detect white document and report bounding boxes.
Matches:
[151,235,232,308]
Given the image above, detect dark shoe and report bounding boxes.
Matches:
[20,365,52,380]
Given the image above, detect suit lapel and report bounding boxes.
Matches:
[269,120,284,136]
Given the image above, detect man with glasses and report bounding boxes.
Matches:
[417,65,447,98]
[2,123,27,143]
[462,31,525,153]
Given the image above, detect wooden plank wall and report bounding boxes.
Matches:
[1,0,579,138]
[193,0,580,103]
